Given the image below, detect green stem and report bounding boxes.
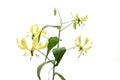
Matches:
[57,9,62,48]
[38,26,47,42]
[52,10,62,80]
[52,62,55,80]
[38,25,59,42]
[57,30,61,48]
[62,20,73,24]
[52,9,65,80]
[52,30,61,80]
[61,21,73,31]
[37,50,52,63]
[58,10,62,25]
[67,46,76,50]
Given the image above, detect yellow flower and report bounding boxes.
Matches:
[31,37,48,51]
[30,24,46,38]
[75,34,92,57]
[80,15,88,22]
[16,38,29,50]
[16,37,48,57]
[16,24,48,58]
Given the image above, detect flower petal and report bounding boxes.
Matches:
[16,38,29,50]
[30,24,40,35]
[75,34,82,46]
[36,41,48,50]
[83,37,89,47]
[32,38,38,50]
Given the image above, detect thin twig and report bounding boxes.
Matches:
[61,21,73,31]
[62,20,73,24]
[67,46,76,50]
[57,10,62,25]
[37,50,51,62]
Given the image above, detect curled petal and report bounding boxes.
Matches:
[82,41,93,53]
[83,45,92,53]
[74,34,93,56]
[75,35,82,46]
[30,24,40,35]
[83,15,88,21]
[30,24,47,39]
[36,41,48,50]
[32,38,38,50]
[83,37,89,47]
[16,38,29,50]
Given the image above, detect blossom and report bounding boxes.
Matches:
[16,38,29,50]
[17,37,48,57]
[31,37,48,51]
[16,24,48,58]
[72,14,88,29]
[30,24,46,39]
[75,34,92,57]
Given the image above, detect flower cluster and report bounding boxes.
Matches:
[72,14,88,29]
[75,34,93,57]
[16,24,48,59]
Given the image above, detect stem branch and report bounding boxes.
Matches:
[52,62,55,80]
[37,50,52,62]
[61,21,73,31]
[67,46,76,50]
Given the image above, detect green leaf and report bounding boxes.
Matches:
[47,37,59,54]
[37,60,54,80]
[54,72,66,80]
[54,8,57,16]
[45,37,59,61]
[52,47,66,66]
[73,21,76,30]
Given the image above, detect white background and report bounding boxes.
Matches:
[0,0,120,80]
